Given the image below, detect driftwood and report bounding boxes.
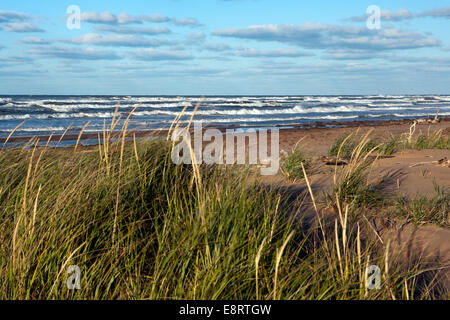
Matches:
[320,155,394,166]
[414,109,441,125]
[321,153,449,168]
[409,161,438,168]
[320,156,349,165]
[409,157,450,168]
[438,157,450,168]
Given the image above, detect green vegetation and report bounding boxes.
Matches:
[329,128,449,160]
[281,148,311,181]
[327,129,449,225]
[400,129,450,150]
[0,121,447,300]
[326,132,384,210]
[378,136,399,156]
[394,186,449,228]
[328,133,378,158]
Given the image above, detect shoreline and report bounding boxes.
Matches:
[2,117,449,145]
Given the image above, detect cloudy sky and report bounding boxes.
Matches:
[0,0,449,95]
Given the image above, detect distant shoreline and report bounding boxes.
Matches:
[1,117,449,145]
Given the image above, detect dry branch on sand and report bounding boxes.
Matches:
[413,109,442,125]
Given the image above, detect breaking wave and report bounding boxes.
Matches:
[0,95,449,137]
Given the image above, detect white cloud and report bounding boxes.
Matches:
[347,6,450,22]
[187,32,206,41]
[236,48,313,57]
[346,8,414,22]
[94,25,171,35]
[30,46,121,60]
[418,6,450,19]
[20,37,51,45]
[80,11,170,25]
[130,49,193,61]
[214,23,440,51]
[63,33,172,47]
[3,22,44,33]
[322,49,383,60]
[0,10,30,23]
[171,17,202,27]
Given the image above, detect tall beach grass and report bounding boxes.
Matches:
[0,113,447,299]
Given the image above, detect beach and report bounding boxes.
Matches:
[261,120,450,291]
[3,0,450,305]
[3,117,449,200]
[1,116,448,298]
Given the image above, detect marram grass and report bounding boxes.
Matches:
[0,125,447,300]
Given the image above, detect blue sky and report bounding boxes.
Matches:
[0,0,449,95]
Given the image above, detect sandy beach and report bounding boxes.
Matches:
[3,117,449,202]
[0,115,448,300]
[4,0,450,306]
[260,120,450,291]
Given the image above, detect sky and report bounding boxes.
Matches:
[0,0,449,95]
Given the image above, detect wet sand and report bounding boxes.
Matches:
[2,117,449,145]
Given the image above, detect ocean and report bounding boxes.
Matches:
[1,95,449,140]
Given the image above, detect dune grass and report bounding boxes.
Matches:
[280,147,311,181]
[329,126,450,161]
[401,129,450,150]
[326,129,449,225]
[326,131,384,210]
[328,133,379,158]
[394,185,449,228]
[383,127,450,153]
[0,118,447,300]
